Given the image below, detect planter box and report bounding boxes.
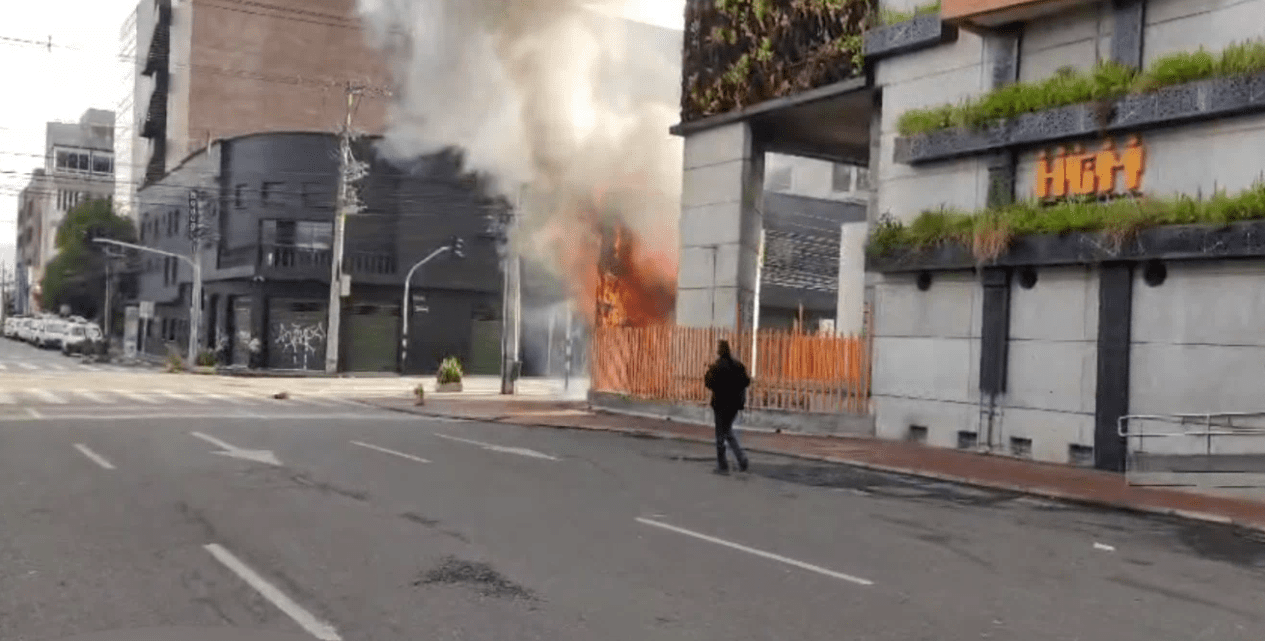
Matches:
[894,72,1265,164]
[867,220,1265,273]
[436,382,463,393]
[863,14,957,60]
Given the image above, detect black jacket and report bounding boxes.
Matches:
[705,355,751,411]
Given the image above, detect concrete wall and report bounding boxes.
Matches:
[871,271,982,447]
[1144,0,1265,63]
[996,266,1098,462]
[874,24,991,221]
[1131,260,1265,418]
[677,121,763,328]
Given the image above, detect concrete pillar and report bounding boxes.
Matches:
[676,121,764,329]
[837,221,868,335]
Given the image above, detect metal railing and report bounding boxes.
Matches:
[262,245,332,270]
[1118,412,1265,473]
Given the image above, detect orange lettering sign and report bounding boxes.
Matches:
[1035,137,1145,200]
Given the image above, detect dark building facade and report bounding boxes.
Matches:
[131,132,506,374]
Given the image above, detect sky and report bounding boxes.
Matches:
[0,0,684,267]
[0,0,137,262]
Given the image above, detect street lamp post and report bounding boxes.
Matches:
[399,238,465,373]
[93,238,202,368]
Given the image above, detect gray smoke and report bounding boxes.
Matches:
[356,0,683,281]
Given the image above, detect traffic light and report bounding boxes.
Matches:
[450,236,466,259]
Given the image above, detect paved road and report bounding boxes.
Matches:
[4,398,1265,641]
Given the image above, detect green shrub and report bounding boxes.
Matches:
[437,357,463,384]
[897,40,1265,136]
[195,348,217,367]
[165,345,185,373]
[868,182,1265,261]
[875,1,940,26]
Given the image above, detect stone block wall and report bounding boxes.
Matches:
[872,271,982,447]
[677,121,764,328]
[995,267,1098,462]
[874,29,991,222]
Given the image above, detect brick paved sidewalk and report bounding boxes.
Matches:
[366,396,1265,533]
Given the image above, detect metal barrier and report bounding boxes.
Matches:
[1118,412,1265,474]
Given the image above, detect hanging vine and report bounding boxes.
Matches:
[682,0,874,122]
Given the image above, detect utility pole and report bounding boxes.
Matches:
[326,84,367,374]
[500,185,524,395]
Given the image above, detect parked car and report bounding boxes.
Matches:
[62,322,105,356]
[3,317,17,339]
[37,318,71,350]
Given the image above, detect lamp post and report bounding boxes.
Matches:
[400,237,464,373]
[93,238,201,368]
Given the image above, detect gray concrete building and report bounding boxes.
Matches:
[671,0,1265,477]
[130,131,504,374]
[13,109,116,312]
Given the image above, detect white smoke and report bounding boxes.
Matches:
[356,0,683,278]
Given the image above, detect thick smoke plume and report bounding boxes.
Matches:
[356,0,683,325]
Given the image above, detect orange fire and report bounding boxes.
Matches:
[545,186,677,328]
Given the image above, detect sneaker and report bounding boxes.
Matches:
[738,459,749,472]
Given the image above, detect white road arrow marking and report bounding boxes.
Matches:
[190,431,282,466]
[433,433,559,460]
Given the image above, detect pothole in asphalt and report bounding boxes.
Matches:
[414,556,536,600]
[1176,522,1265,568]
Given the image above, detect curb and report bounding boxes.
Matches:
[361,401,1265,535]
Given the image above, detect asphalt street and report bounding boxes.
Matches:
[4,340,1265,639]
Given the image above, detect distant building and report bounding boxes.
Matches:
[14,109,116,313]
[131,132,504,374]
[761,155,872,333]
[116,0,390,220]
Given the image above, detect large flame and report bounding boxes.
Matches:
[540,185,676,328]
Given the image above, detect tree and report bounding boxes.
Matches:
[40,199,136,320]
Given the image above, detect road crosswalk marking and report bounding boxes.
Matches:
[168,391,210,404]
[0,363,7,370]
[0,392,13,404]
[29,389,67,404]
[114,390,160,404]
[73,390,113,404]
[17,363,38,370]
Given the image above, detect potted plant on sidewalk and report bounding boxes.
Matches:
[436,356,463,393]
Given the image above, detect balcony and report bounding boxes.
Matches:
[941,0,1098,29]
[259,245,397,280]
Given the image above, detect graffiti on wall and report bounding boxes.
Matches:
[273,322,326,370]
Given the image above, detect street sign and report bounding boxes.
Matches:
[139,301,155,319]
[340,274,352,297]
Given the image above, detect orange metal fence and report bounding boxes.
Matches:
[590,324,872,414]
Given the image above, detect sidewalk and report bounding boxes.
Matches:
[366,396,1265,533]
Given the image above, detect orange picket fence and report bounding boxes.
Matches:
[590,324,872,414]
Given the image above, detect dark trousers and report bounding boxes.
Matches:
[713,406,747,470]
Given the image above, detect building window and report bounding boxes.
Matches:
[831,163,853,192]
[855,166,870,191]
[261,219,332,249]
[301,182,322,208]
[92,154,113,174]
[56,151,68,169]
[767,166,793,192]
[235,184,247,208]
[261,182,284,207]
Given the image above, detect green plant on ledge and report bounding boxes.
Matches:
[683,0,874,121]
[874,0,940,26]
[868,182,1265,262]
[897,39,1265,136]
[437,356,463,385]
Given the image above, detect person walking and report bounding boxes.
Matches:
[704,339,750,474]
